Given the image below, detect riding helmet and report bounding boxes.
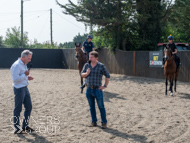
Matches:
[87,35,93,39]
[168,35,173,40]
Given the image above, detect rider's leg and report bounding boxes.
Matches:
[174,54,178,68]
[177,55,181,69]
[162,57,165,68]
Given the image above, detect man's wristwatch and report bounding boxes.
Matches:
[103,85,107,88]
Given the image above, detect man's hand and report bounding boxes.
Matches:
[28,76,34,81]
[25,71,30,76]
[99,86,106,91]
[87,68,91,75]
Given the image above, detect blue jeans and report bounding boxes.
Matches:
[13,86,32,130]
[86,87,107,124]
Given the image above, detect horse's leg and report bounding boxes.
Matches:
[165,78,168,96]
[81,76,83,93]
[80,64,84,93]
[174,76,177,92]
[174,70,179,92]
[81,74,83,86]
[170,79,173,96]
[169,78,172,92]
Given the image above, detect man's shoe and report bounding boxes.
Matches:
[88,122,97,127]
[14,130,26,134]
[101,123,107,129]
[22,126,35,132]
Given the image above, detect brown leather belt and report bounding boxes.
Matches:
[88,86,99,89]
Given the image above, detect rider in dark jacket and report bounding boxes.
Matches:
[162,35,181,69]
[82,35,95,58]
[75,35,95,60]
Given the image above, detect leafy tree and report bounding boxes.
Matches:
[29,39,58,49]
[4,26,29,48]
[58,33,89,49]
[56,0,135,50]
[73,33,88,44]
[167,0,190,43]
[135,0,174,50]
[0,36,4,48]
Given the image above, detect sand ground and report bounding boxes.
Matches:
[0,69,190,143]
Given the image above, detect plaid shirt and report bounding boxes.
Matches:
[81,62,110,87]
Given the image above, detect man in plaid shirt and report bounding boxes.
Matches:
[81,51,110,129]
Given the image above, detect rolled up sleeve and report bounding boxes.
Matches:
[81,63,88,75]
[102,64,110,78]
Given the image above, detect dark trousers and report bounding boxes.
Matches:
[13,86,32,130]
[174,54,180,67]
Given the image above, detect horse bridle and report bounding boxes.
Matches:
[76,50,88,61]
[164,48,173,61]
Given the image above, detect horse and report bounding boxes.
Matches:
[75,43,88,93]
[164,47,179,96]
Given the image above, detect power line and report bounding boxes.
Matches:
[37,15,49,39]
[23,10,49,17]
[0,11,48,32]
[24,11,49,23]
[0,11,48,23]
[0,10,49,15]
[53,10,85,31]
[0,17,20,22]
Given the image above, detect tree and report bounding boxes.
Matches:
[0,36,4,48]
[167,0,190,42]
[73,33,88,45]
[135,0,174,50]
[58,33,89,49]
[4,26,29,48]
[56,0,135,50]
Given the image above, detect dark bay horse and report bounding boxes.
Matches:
[164,48,179,96]
[75,43,88,93]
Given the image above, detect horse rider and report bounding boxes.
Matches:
[75,35,95,60]
[162,35,181,69]
[82,35,95,59]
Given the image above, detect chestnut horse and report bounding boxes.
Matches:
[164,48,179,96]
[75,43,88,93]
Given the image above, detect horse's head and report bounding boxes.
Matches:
[164,47,172,61]
[75,43,88,61]
[75,43,82,53]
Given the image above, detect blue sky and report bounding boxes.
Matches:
[0,0,89,44]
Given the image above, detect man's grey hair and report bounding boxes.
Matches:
[21,50,33,58]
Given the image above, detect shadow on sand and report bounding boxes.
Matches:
[98,126,149,143]
[17,132,52,143]
[178,92,190,99]
[103,91,126,102]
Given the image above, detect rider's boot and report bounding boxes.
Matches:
[177,57,181,69]
[80,82,87,89]
[161,58,165,69]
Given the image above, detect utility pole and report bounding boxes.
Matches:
[50,9,53,45]
[21,0,23,48]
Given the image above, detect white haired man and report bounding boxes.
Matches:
[10,50,34,134]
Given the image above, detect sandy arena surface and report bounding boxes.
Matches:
[0,69,190,143]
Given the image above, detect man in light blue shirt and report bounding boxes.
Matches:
[10,50,34,134]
